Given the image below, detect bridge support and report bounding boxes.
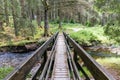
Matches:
[43,50,47,64]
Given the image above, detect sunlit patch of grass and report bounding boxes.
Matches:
[96,57,120,74]
[96,57,120,66]
[64,24,116,45]
[0,67,13,80]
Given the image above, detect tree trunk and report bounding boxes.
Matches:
[101,13,106,26]
[78,12,81,23]
[31,9,35,20]
[36,9,42,27]
[44,8,49,36]
[11,0,19,36]
[58,8,62,28]
[20,0,26,18]
[58,4,62,29]
[0,21,4,31]
[53,1,56,21]
[4,0,9,26]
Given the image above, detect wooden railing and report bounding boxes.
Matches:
[4,32,59,80]
[63,32,115,80]
[4,32,115,80]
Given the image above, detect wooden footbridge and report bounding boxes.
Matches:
[5,32,115,80]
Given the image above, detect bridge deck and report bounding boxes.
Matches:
[52,33,70,80]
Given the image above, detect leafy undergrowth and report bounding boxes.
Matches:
[0,22,60,47]
[0,26,44,47]
[70,30,98,46]
[0,67,13,80]
[62,24,116,46]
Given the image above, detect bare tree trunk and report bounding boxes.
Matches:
[58,3,62,29]
[36,9,42,27]
[101,13,106,26]
[20,0,26,18]
[41,0,49,36]
[53,1,56,21]
[31,9,35,20]
[44,8,49,36]
[0,21,4,31]
[4,0,9,26]
[11,0,19,36]
[58,8,62,28]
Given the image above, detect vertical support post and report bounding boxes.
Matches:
[74,50,90,80]
[66,36,70,46]
[73,49,78,64]
[53,36,55,45]
[43,50,47,64]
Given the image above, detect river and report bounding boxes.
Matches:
[0,52,33,68]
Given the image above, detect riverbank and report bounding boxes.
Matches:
[85,45,120,56]
[85,45,120,79]
[0,37,47,53]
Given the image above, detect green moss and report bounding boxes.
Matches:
[0,67,13,80]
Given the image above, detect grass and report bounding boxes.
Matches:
[79,66,92,78]
[96,57,120,75]
[0,67,13,80]
[96,57,120,67]
[0,22,114,47]
[70,30,98,45]
[60,23,116,45]
[0,21,118,47]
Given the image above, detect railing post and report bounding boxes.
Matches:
[43,50,47,64]
[73,49,78,64]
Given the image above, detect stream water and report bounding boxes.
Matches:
[0,52,33,68]
[87,50,120,58]
[0,49,119,68]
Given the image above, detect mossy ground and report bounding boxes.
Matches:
[0,67,13,80]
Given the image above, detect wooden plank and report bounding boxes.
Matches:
[52,33,70,80]
[64,32,115,80]
[4,32,58,80]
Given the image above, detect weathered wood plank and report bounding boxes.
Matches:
[51,33,70,80]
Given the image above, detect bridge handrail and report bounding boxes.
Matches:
[63,32,115,80]
[4,32,59,80]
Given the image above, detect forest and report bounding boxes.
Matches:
[0,0,120,79]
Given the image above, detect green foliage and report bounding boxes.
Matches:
[19,19,36,37]
[0,67,13,80]
[70,30,98,45]
[95,0,120,13]
[104,25,120,42]
[80,67,92,77]
[86,21,92,27]
[63,24,115,45]
[70,19,75,24]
